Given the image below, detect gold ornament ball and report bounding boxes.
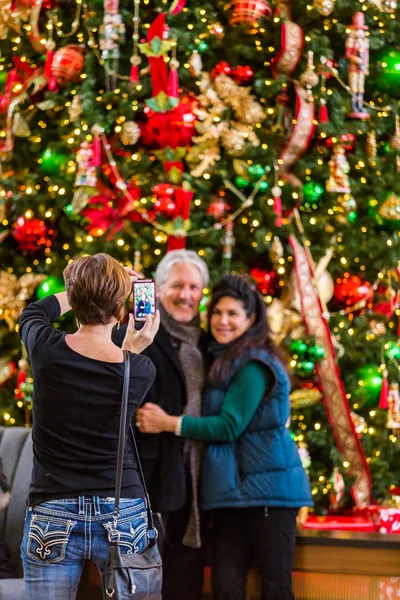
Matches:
[300,69,319,89]
[120,121,141,146]
[313,0,336,16]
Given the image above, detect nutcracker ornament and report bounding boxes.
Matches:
[326,145,351,194]
[345,12,370,119]
[386,383,400,431]
[329,467,345,510]
[75,141,97,188]
[99,0,126,91]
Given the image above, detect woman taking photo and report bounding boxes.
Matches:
[19,253,159,600]
[136,275,313,600]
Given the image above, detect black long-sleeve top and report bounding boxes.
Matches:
[19,295,156,506]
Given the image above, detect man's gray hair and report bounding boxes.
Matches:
[155,249,209,290]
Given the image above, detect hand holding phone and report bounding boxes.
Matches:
[122,312,160,354]
[133,279,157,322]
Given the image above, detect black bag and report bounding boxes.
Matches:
[102,351,163,599]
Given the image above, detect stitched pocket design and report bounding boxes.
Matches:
[27,514,76,563]
[103,511,148,555]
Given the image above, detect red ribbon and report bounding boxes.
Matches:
[289,234,372,508]
[272,6,315,191]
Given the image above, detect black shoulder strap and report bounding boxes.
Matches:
[113,351,155,534]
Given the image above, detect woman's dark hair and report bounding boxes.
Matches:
[207,275,286,385]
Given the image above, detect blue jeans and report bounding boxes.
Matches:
[21,496,148,600]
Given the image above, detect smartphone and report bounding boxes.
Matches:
[132,279,157,322]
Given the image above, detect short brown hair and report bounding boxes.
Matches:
[63,253,131,325]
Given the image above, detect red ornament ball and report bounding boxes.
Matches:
[153,183,176,217]
[232,65,254,85]
[229,0,272,26]
[154,196,176,218]
[333,275,373,308]
[140,96,197,150]
[13,216,54,253]
[51,45,85,86]
[250,267,278,296]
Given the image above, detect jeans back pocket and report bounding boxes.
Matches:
[103,511,148,555]
[27,514,76,564]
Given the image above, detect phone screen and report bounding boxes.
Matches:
[133,279,156,321]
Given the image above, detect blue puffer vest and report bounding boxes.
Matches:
[200,347,313,510]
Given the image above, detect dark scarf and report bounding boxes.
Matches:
[159,303,204,548]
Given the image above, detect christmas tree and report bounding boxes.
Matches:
[0,0,399,514]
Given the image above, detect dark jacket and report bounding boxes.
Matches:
[200,348,313,510]
[113,323,205,512]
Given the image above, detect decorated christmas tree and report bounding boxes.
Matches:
[0,0,399,517]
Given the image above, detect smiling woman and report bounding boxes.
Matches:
[136,274,312,600]
[210,296,255,346]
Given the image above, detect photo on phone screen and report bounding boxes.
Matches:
[133,279,156,321]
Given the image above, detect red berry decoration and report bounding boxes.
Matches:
[51,45,85,86]
[140,96,197,150]
[211,61,233,79]
[250,267,278,295]
[333,275,373,308]
[13,216,54,253]
[325,133,356,152]
[207,196,226,220]
[232,65,254,85]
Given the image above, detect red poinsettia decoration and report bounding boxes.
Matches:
[81,184,146,239]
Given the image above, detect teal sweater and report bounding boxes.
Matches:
[181,361,272,442]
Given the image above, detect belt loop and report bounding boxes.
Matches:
[78,496,85,515]
[93,496,101,516]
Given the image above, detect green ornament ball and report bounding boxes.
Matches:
[199,295,209,313]
[290,339,308,358]
[375,48,400,94]
[40,148,68,176]
[347,210,357,223]
[307,344,325,363]
[0,71,7,87]
[296,360,316,378]
[37,276,65,300]
[197,41,209,53]
[385,342,400,361]
[235,176,249,189]
[257,181,269,192]
[248,164,265,180]
[356,365,383,406]
[303,181,324,204]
